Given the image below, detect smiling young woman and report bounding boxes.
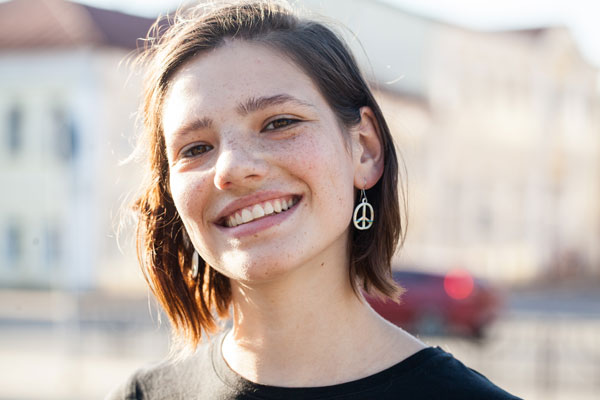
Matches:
[108,1,521,399]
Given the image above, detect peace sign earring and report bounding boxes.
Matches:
[353,186,374,230]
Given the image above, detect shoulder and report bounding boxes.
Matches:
[397,347,522,400]
[105,339,214,400]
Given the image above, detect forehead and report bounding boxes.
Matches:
[162,41,324,133]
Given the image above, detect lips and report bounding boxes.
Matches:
[220,196,300,228]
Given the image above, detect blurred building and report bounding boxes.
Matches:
[0,0,153,289]
[303,0,600,283]
[1,0,598,290]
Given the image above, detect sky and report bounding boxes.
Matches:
[26,0,600,67]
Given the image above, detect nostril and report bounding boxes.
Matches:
[214,175,232,190]
[214,168,267,190]
[213,147,269,189]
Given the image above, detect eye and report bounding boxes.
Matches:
[181,143,213,158]
[264,117,300,131]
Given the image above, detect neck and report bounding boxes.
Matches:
[220,245,426,387]
[226,236,356,349]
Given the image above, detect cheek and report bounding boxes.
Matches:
[275,126,353,173]
[169,171,211,230]
[275,131,355,209]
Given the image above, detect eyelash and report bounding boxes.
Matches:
[181,143,213,158]
[178,117,300,159]
[264,117,301,131]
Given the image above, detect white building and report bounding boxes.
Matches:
[302,0,600,282]
[1,0,597,289]
[0,0,153,289]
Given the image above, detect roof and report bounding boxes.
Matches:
[0,0,157,49]
[491,25,570,39]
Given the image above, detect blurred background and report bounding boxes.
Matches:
[0,0,599,398]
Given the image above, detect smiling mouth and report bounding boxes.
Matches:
[222,196,300,228]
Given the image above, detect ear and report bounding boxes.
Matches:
[351,106,384,189]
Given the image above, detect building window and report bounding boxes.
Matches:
[477,202,492,239]
[4,221,22,267]
[43,223,61,267]
[6,105,23,155]
[53,108,78,161]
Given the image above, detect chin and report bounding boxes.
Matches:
[215,251,299,284]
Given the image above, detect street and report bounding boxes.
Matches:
[0,289,599,399]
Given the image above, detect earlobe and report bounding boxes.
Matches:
[353,106,384,189]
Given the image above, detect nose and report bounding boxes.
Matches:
[213,138,268,190]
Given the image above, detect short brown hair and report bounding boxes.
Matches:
[133,0,406,349]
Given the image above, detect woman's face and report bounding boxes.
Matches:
[162,40,358,283]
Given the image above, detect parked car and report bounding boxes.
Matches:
[365,269,503,338]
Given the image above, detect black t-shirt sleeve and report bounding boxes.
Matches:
[104,371,144,400]
[392,347,521,400]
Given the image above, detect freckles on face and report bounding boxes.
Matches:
[162,40,357,282]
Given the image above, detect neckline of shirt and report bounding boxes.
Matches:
[210,329,444,399]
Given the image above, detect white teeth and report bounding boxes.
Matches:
[241,209,253,223]
[264,202,274,215]
[252,204,265,219]
[225,197,298,227]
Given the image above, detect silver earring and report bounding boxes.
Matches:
[191,250,200,278]
[353,188,374,230]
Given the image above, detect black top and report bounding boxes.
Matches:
[107,331,522,399]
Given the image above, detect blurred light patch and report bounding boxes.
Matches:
[444,268,474,300]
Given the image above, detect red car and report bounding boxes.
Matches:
[365,269,503,338]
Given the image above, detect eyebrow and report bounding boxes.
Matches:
[172,117,213,139]
[171,94,315,139]
[237,94,315,115]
